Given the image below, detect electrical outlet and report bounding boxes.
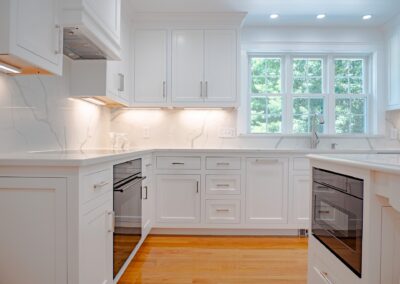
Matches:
[143,127,150,139]
[219,128,236,138]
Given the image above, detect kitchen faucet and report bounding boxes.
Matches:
[310,114,325,149]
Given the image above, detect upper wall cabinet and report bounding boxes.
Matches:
[0,0,63,75]
[172,29,237,106]
[130,13,245,108]
[132,30,168,105]
[62,0,121,60]
[388,28,400,110]
[69,1,129,106]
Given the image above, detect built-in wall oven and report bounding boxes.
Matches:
[113,159,145,278]
[312,168,364,278]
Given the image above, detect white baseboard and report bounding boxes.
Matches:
[150,228,301,236]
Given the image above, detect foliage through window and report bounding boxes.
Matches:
[248,54,370,135]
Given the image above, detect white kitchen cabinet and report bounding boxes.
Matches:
[381,206,400,284]
[171,29,238,106]
[245,158,288,224]
[204,30,237,102]
[291,175,311,226]
[69,4,130,106]
[0,177,67,284]
[156,175,201,223]
[387,29,400,110]
[81,197,113,284]
[133,30,168,104]
[0,0,63,75]
[172,30,205,103]
[142,156,154,239]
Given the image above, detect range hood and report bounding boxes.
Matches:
[62,0,122,61]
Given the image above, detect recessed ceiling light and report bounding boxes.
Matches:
[363,14,372,20]
[316,14,326,20]
[270,14,279,19]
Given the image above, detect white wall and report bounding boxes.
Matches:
[0,59,111,154]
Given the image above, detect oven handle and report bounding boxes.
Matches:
[114,176,146,193]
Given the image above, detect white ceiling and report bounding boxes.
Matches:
[128,0,400,27]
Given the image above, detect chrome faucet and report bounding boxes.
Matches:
[310,114,325,149]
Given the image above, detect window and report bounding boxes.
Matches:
[248,54,370,135]
[249,57,283,133]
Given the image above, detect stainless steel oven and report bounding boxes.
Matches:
[312,168,364,278]
[113,159,145,278]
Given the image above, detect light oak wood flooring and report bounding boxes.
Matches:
[118,235,308,284]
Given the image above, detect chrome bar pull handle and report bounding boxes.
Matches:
[196,181,199,193]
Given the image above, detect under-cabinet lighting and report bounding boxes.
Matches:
[362,14,372,20]
[270,14,279,19]
[0,62,21,74]
[81,97,106,106]
[121,107,162,110]
[183,108,224,110]
[316,14,326,20]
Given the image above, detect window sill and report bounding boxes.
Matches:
[238,133,385,139]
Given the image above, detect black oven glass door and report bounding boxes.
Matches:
[113,159,143,278]
[312,182,363,277]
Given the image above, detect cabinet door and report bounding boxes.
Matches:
[245,158,288,224]
[83,0,121,40]
[291,175,311,225]
[81,197,113,284]
[0,177,67,284]
[142,156,154,238]
[134,30,167,103]
[156,175,201,223]
[204,30,237,102]
[388,30,400,108]
[381,207,400,284]
[172,30,204,102]
[11,0,62,74]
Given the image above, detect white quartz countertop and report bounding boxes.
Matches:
[0,148,400,167]
[308,153,400,175]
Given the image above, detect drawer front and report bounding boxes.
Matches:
[206,175,241,195]
[83,169,112,203]
[206,157,241,170]
[156,156,201,170]
[206,199,240,224]
[293,157,310,170]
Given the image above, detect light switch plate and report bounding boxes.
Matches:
[219,128,236,138]
[390,127,398,140]
[143,127,150,139]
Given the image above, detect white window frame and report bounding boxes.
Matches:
[246,52,372,136]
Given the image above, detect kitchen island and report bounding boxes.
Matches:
[308,154,400,284]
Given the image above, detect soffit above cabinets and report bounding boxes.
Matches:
[128,0,400,28]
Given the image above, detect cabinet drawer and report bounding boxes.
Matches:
[206,199,240,224]
[157,156,201,170]
[83,169,112,203]
[206,157,241,170]
[206,175,241,195]
[293,157,310,170]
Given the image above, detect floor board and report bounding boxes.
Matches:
[118,235,308,284]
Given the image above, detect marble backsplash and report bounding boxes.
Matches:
[0,60,110,154]
[110,108,400,151]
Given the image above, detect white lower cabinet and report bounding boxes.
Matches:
[291,174,311,225]
[245,158,288,224]
[0,177,67,284]
[142,156,154,239]
[381,206,400,284]
[156,175,201,223]
[81,197,113,284]
[205,199,240,224]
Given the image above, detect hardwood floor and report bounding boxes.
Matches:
[118,235,308,284]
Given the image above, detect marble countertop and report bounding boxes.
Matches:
[308,153,400,175]
[0,148,400,167]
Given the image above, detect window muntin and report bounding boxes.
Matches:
[292,58,323,94]
[250,57,282,94]
[247,54,370,135]
[293,98,324,133]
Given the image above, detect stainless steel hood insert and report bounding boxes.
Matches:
[63,27,107,60]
